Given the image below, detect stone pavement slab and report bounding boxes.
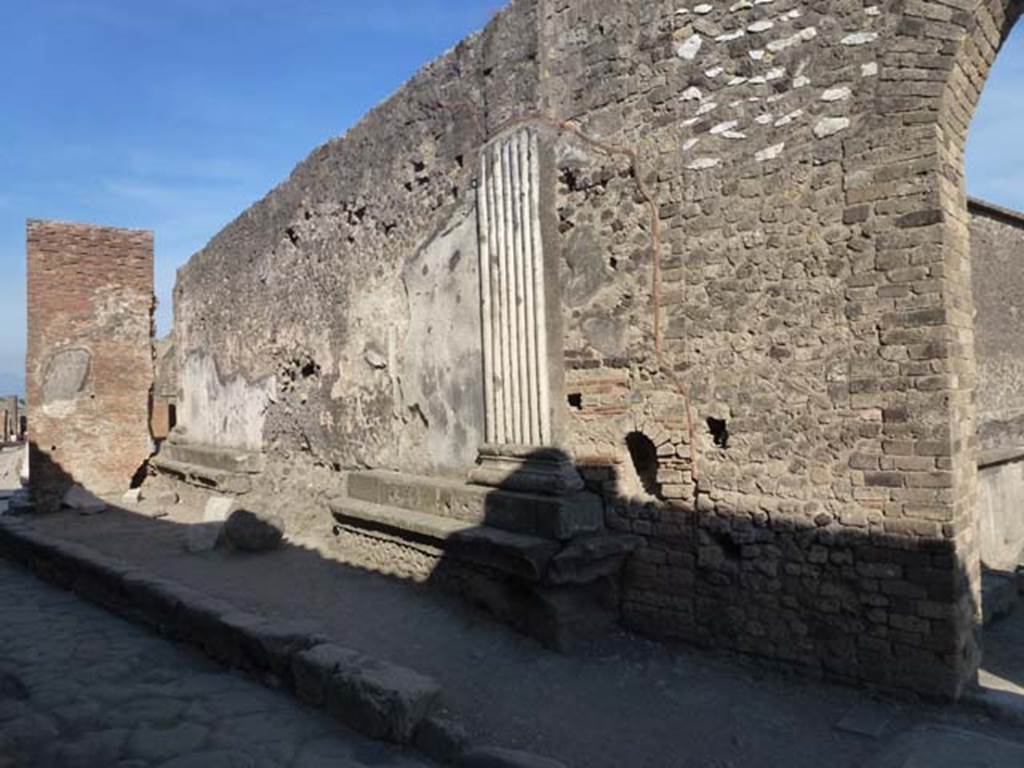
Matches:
[0,559,433,768]
[865,725,1024,768]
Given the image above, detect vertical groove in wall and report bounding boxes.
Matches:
[528,130,552,446]
[477,154,495,445]
[520,135,540,447]
[494,141,513,443]
[476,128,550,448]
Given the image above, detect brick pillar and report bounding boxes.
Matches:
[26,220,154,512]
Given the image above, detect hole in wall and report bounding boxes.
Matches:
[707,417,730,449]
[625,431,661,497]
[567,393,583,410]
[285,227,300,246]
[168,404,177,431]
[609,257,618,271]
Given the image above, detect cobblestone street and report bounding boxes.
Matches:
[0,559,433,768]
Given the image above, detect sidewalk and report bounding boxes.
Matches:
[5,500,1024,768]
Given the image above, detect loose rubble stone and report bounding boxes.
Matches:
[62,485,106,516]
[223,509,285,552]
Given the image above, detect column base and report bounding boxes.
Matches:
[469,444,584,496]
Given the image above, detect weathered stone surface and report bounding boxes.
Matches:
[413,714,470,764]
[460,747,567,768]
[62,485,107,516]
[185,524,223,554]
[294,643,440,743]
[223,509,285,552]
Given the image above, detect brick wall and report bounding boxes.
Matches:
[26,220,154,511]
[969,199,1024,453]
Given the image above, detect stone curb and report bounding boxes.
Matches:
[961,686,1024,728]
[0,516,568,767]
[0,519,435,743]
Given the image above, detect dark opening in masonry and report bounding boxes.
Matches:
[707,418,730,449]
[168,403,177,431]
[285,226,300,246]
[626,431,661,497]
[567,393,583,410]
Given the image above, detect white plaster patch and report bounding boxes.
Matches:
[682,86,703,101]
[683,137,701,151]
[765,67,785,81]
[842,31,878,45]
[821,85,852,101]
[727,76,748,85]
[694,3,714,13]
[862,62,879,77]
[687,157,721,170]
[697,101,719,115]
[865,5,881,15]
[774,109,803,127]
[813,116,851,138]
[785,8,802,18]
[755,142,785,161]
[793,75,810,88]
[723,130,747,139]
[710,120,740,134]
[677,34,705,61]
[716,29,746,42]
[705,66,724,78]
[767,27,817,52]
[730,0,752,9]
[748,20,774,33]
[750,49,766,61]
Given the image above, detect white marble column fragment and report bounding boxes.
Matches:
[477,128,551,447]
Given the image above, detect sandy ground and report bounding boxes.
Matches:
[16,499,1024,768]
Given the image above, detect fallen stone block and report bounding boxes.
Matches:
[224,508,285,552]
[204,495,237,521]
[293,642,440,743]
[62,485,107,515]
[184,522,223,553]
[325,652,441,743]
[460,747,568,768]
[121,488,142,505]
[292,644,362,708]
[413,713,470,764]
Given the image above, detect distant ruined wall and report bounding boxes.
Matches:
[0,396,19,442]
[172,0,1023,696]
[969,199,1024,453]
[27,220,154,511]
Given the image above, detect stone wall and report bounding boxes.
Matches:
[168,0,1024,697]
[26,220,154,511]
[969,198,1024,453]
[0,397,19,443]
[151,337,178,441]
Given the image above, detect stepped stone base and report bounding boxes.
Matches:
[469,444,585,497]
[330,469,641,650]
[151,439,264,495]
[328,522,621,653]
[347,470,602,541]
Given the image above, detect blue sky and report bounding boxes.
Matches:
[0,5,1020,397]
